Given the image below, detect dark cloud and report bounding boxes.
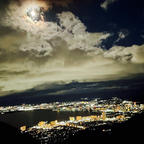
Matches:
[0,0,98,11]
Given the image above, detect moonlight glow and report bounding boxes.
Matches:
[26,5,44,22]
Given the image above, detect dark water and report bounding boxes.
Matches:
[0,110,95,128]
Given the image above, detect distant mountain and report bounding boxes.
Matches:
[1,75,144,106]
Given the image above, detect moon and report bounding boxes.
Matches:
[26,5,44,22]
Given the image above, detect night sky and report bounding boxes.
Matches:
[58,0,144,47]
[0,0,144,105]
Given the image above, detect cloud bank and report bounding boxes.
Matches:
[0,0,144,96]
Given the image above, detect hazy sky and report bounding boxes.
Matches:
[0,0,144,96]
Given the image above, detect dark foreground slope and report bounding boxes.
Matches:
[0,122,38,144]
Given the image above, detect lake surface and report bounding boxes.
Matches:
[0,110,96,128]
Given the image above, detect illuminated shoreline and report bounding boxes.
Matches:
[16,97,144,132]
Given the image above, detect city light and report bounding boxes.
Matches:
[1,97,143,143]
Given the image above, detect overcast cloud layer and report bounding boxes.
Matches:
[0,0,144,96]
